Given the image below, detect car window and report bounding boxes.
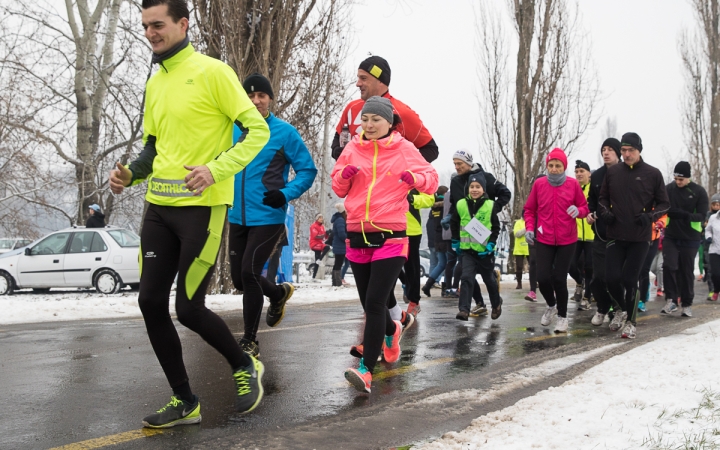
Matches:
[69,232,105,254]
[14,240,32,249]
[31,233,71,255]
[90,233,108,252]
[107,229,140,247]
[0,239,13,250]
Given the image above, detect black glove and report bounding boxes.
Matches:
[262,190,286,208]
[667,208,689,220]
[602,211,616,225]
[636,213,651,227]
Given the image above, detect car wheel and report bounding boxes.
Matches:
[420,266,426,278]
[32,288,51,294]
[0,271,14,295]
[94,269,121,294]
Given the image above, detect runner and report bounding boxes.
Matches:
[637,213,666,312]
[701,197,720,298]
[333,96,438,393]
[109,0,270,427]
[660,161,708,317]
[568,160,594,311]
[229,73,317,358]
[598,133,670,338]
[512,213,531,292]
[705,193,720,301]
[450,172,502,321]
[524,148,589,333]
[586,138,621,325]
[403,189,435,315]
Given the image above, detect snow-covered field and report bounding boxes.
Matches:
[0,277,358,325]
[416,319,720,449]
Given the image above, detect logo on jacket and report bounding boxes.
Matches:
[145,252,156,258]
[386,171,393,176]
[186,79,194,84]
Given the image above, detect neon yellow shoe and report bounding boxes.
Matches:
[142,395,201,428]
[234,356,265,413]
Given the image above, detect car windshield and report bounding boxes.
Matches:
[0,239,14,250]
[107,229,140,247]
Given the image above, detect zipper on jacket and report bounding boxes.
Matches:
[365,141,380,222]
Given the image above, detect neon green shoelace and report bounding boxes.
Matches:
[234,370,251,395]
[157,396,182,413]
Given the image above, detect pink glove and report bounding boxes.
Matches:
[341,165,360,180]
[399,170,416,186]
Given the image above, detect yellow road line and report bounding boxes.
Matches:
[48,429,163,450]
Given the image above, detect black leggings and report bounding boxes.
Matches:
[606,240,649,324]
[710,254,720,296]
[591,238,615,314]
[333,253,346,270]
[535,241,576,318]
[568,240,593,298]
[403,235,422,303]
[663,238,700,307]
[229,223,284,342]
[351,257,404,372]
[138,204,249,391]
[638,239,659,301]
[312,247,330,277]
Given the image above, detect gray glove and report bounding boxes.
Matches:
[525,231,535,245]
[566,205,579,219]
[514,229,526,238]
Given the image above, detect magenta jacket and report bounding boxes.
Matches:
[523,176,589,246]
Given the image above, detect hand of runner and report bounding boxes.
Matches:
[566,205,579,218]
[586,212,596,224]
[184,165,216,196]
[109,162,132,194]
[525,231,535,245]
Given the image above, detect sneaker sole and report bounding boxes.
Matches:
[142,414,202,429]
[383,320,403,363]
[239,359,265,414]
[621,333,636,339]
[554,329,568,334]
[344,370,371,393]
[400,313,415,339]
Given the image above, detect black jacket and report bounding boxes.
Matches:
[587,164,609,240]
[86,212,106,228]
[450,195,500,244]
[664,181,708,241]
[449,165,511,216]
[598,158,670,242]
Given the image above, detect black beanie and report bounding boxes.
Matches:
[468,172,487,192]
[673,161,691,178]
[358,56,391,86]
[575,160,590,172]
[242,73,274,99]
[620,132,643,152]
[601,138,621,159]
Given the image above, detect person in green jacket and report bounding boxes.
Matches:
[109,0,269,428]
[513,217,531,292]
[569,160,594,311]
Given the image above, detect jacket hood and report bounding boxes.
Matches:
[331,212,343,223]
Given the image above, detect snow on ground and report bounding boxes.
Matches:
[416,319,720,450]
[0,275,359,325]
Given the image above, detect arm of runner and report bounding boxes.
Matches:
[331,132,343,160]
[403,147,439,195]
[523,184,538,233]
[416,138,438,163]
[280,128,318,202]
[689,187,709,223]
[650,172,671,221]
[573,180,590,219]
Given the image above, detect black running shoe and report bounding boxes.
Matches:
[234,356,265,413]
[267,282,294,327]
[456,310,469,321]
[142,395,201,429]
[238,337,260,358]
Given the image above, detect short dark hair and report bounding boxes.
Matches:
[142,0,190,22]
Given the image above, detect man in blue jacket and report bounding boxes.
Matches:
[229,73,317,358]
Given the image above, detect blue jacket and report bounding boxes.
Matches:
[229,113,317,226]
[331,212,346,255]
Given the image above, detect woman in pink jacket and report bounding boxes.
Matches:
[332,96,438,394]
[524,148,589,333]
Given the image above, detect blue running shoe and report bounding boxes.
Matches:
[638,301,646,312]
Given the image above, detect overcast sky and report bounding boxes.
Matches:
[346,0,696,184]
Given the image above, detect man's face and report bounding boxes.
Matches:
[88,208,94,216]
[674,176,690,188]
[142,4,188,54]
[574,168,590,184]
[621,146,641,166]
[356,69,387,101]
[601,146,619,166]
[248,92,271,117]
[454,159,472,175]
[712,201,720,212]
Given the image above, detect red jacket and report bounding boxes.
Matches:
[308,221,326,251]
[332,132,438,233]
[524,176,589,246]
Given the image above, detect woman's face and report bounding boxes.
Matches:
[361,113,391,139]
[547,159,565,175]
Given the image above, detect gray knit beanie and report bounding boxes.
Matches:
[711,193,720,204]
[361,96,394,124]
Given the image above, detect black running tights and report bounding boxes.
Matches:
[605,240,649,324]
[535,241,576,318]
[138,204,250,391]
[350,257,404,372]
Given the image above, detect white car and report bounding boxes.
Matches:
[0,226,140,295]
[0,238,33,254]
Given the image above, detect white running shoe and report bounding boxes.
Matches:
[540,306,558,326]
[661,299,678,314]
[591,311,606,326]
[555,317,569,333]
[681,306,693,317]
[621,322,636,339]
[578,298,591,311]
[609,311,627,332]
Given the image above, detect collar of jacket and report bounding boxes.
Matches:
[359,131,396,147]
[152,37,192,72]
[623,157,645,170]
[264,112,275,123]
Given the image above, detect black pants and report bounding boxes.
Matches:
[448,250,485,304]
[333,253,346,270]
[535,241,576,318]
[606,240,649,324]
[351,257,404,372]
[266,246,283,283]
[663,238,700,307]
[445,250,458,288]
[591,238,615,314]
[229,223,284,342]
[311,246,330,278]
[710,254,720,295]
[528,244,537,292]
[568,240,593,298]
[638,239,659,302]
[404,235,422,303]
[459,253,500,312]
[514,255,527,283]
[138,204,249,390]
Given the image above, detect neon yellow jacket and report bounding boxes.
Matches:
[132,44,269,207]
[513,219,529,256]
[577,183,594,241]
[406,192,435,236]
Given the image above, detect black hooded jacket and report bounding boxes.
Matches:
[664,181,709,241]
[86,212,106,228]
[449,164,511,215]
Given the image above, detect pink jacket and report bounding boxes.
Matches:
[308,221,326,251]
[332,132,438,233]
[524,176,589,246]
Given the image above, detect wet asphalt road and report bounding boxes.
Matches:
[2,281,719,450]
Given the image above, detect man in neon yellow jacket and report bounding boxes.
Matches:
[404,190,435,316]
[109,0,269,429]
[569,160,594,311]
